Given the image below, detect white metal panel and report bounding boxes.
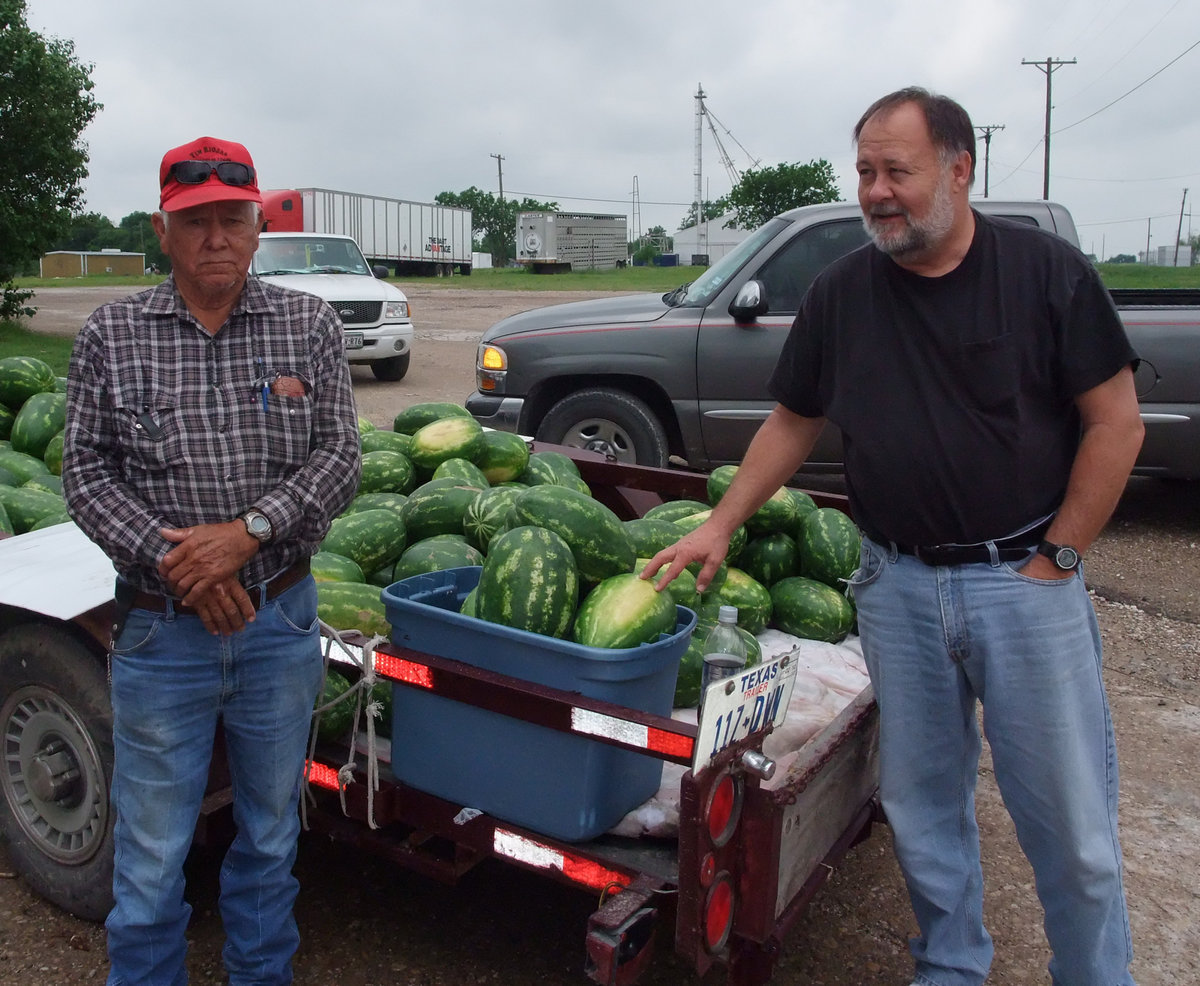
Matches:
[0,523,115,620]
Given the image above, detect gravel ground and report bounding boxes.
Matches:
[1,285,1197,985]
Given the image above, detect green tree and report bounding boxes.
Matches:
[677,198,731,231]
[724,160,841,230]
[52,211,118,251]
[0,0,100,318]
[435,187,557,266]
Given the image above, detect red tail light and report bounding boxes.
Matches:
[705,770,743,847]
[703,872,735,953]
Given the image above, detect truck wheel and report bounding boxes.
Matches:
[371,353,410,382]
[0,625,115,922]
[537,388,669,467]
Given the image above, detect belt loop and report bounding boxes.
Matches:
[163,596,178,620]
[256,581,268,609]
[985,540,1001,567]
[886,540,900,563]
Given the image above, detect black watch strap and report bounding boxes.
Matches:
[1037,539,1080,571]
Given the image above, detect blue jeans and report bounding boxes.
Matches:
[849,538,1134,986]
[106,577,323,986]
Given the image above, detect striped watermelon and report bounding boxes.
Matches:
[623,517,686,557]
[0,485,70,534]
[707,464,797,535]
[509,484,634,583]
[0,356,57,409]
[769,576,854,643]
[357,416,376,434]
[700,567,772,635]
[571,573,678,650]
[42,431,64,476]
[317,580,391,638]
[392,401,471,435]
[736,532,799,587]
[320,508,407,576]
[358,450,416,495]
[312,550,366,584]
[518,451,590,494]
[642,498,709,523]
[360,428,413,457]
[476,525,578,638]
[432,456,490,488]
[474,430,530,484]
[393,535,484,581]
[343,491,408,517]
[9,392,66,459]
[400,478,485,543]
[0,404,13,441]
[636,557,699,612]
[408,416,485,473]
[0,449,51,484]
[798,507,862,588]
[462,486,520,552]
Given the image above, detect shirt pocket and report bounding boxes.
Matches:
[114,397,187,472]
[957,334,1018,409]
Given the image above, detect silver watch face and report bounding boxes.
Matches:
[1055,546,1079,570]
[245,512,271,540]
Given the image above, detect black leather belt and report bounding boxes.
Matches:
[128,559,311,615]
[869,518,1051,567]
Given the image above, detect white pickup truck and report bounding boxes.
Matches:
[251,232,414,381]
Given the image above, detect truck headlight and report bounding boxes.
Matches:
[477,343,507,393]
[385,300,409,319]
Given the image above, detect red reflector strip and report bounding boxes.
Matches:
[375,651,433,688]
[493,828,629,893]
[306,760,340,791]
[570,708,695,759]
[648,725,695,759]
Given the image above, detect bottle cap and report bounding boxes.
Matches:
[718,605,739,623]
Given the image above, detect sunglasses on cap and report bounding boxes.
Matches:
[161,160,256,188]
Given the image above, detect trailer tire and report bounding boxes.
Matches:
[371,353,410,382]
[536,388,669,467]
[0,625,115,922]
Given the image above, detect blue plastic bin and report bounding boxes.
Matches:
[382,567,696,841]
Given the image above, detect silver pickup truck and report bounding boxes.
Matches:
[466,201,1200,479]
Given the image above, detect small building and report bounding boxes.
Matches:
[1141,244,1193,267]
[40,249,146,278]
[672,212,749,266]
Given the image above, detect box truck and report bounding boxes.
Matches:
[516,211,628,272]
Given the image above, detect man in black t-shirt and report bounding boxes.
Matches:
[646,88,1143,985]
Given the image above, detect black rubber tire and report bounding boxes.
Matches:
[0,624,115,922]
[536,388,669,467]
[371,352,410,382]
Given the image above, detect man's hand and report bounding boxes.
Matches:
[1016,551,1077,582]
[159,521,259,632]
[187,576,258,635]
[641,521,731,594]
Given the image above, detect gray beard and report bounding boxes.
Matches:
[862,175,956,258]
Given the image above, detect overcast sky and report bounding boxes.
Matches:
[25,0,1200,260]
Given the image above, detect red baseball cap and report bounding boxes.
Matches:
[158,136,263,212]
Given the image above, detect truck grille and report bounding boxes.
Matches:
[333,301,383,325]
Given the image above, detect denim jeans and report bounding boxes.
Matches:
[106,577,323,986]
[849,538,1135,986]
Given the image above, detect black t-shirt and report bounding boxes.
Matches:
[768,212,1137,546]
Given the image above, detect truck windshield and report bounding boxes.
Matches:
[253,237,372,276]
[666,217,792,308]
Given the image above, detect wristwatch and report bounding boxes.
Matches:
[241,509,274,544]
[1037,539,1080,572]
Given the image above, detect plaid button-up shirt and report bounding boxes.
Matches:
[62,276,361,592]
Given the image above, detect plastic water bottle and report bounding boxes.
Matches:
[699,605,747,711]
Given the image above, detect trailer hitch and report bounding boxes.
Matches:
[584,874,666,986]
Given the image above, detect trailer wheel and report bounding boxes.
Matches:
[371,353,410,382]
[536,388,669,467]
[0,625,115,922]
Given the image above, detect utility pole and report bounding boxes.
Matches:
[1022,57,1076,200]
[1146,218,1152,265]
[693,84,705,230]
[490,153,505,201]
[1174,188,1188,267]
[973,124,1005,197]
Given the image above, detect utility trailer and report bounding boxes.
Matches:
[0,450,880,985]
[516,212,629,273]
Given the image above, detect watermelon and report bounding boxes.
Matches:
[42,431,64,476]
[358,450,416,495]
[769,576,854,643]
[312,550,366,584]
[0,449,51,485]
[393,534,484,581]
[636,557,699,612]
[366,565,397,588]
[408,416,485,473]
[571,573,678,650]
[622,517,686,558]
[316,580,391,638]
[360,429,413,457]
[9,391,66,460]
[0,486,70,535]
[462,486,520,552]
[673,508,748,561]
[0,500,12,535]
[320,508,407,576]
[392,401,471,435]
[29,510,71,532]
[707,464,797,535]
[798,507,862,588]
[432,456,490,488]
[343,491,408,517]
[0,356,57,409]
[736,532,799,587]
[357,416,376,434]
[460,586,479,617]
[22,474,63,497]
[527,448,581,479]
[509,484,634,583]
[476,525,578,638]
[642,498,709,523]
[0,464,19,487]
[314,667,355,743]
[474,430,530,484]
[400,479,485,543]
[519,451,590,494]
[701,567,772,635]
[0,404,13,441]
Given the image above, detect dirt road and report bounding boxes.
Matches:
[2,285,1197,985]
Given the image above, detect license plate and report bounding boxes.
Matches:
[344,332,364,350]
[692,651,799,773]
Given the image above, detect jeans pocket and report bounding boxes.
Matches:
[111,611,162,655]
[845,538,888,599]
[269,578,319,635]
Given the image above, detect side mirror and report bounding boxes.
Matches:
[372,265,391,279]
[729,279,769,322]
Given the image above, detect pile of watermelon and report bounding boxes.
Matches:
[315,403,864,710]
[0,356,71,536]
